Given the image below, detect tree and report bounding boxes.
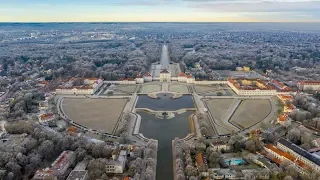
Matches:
[38,140,54,159]
[200,127,207,136]
[185,165,197,177]
[245,140,257,152]
[189,176,198,180]
[208,151,220,167]
[286,128,301,144]
[283,176,293,180]
[5,161,22,179]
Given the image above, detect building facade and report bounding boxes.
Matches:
[277,138,320,172]
[56,78,103,95]
[228,78,277,96]
[105,150,127,174]
[297,81,320,91]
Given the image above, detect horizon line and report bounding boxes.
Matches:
[1,21,320,23]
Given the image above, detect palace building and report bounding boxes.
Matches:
[297,81,320,91]
[227,78,277,96]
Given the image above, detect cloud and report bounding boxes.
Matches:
[184,0,320,12]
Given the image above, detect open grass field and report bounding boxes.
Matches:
[140,84,161,93]
[112,85,137,93]
[205,99,237,135]
[205,99,235,120]
[194,85,220,93]
[169,84,189,94]
[62,98,127,133]
[230,100,271,129]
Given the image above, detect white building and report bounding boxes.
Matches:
[66,170,88,180]
[143,72,153,82]
[106,150,127,174]
[277,138,320,172]
[159,69,171,82]
[177,72,187,82]
[135,74,144,84]
[56,77,103,95]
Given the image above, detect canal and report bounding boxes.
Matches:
[136,93,194,111]
[138,111,194,180]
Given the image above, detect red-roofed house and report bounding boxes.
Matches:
[143,72,153,82]
[264,144,311,174]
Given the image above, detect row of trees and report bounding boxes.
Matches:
[115,112,133,137]
[196,113,210,137]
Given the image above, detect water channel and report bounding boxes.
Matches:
[136,44,195,180]
[136,93,194,111]
[138,111,194,180]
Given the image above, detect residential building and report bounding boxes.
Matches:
[32,169,57,180]
[50,151,76,176]
[253,157,280,171]
[241,169,269,180]
[297,81,320,91]
[270,80,292,92]
[208,168,238,179]
[277,113,291,126]
[38,113,55,124]
[264,144,312,174]
[277,138,320,172]
[195,153,207,169]
[106,150,127,174]
[277,94,294,104]
[211,141,232,152]
[66,170,88,180]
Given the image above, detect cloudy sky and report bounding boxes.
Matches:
[1,0,319,22]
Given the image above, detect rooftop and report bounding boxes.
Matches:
[178,72,187,77]
[51,151,74,173]
[66,170,87,180]
[265,144,311,171]
[228,78,275,91]
[160,69,169,74]
[196,153,204,166]
[278,138,320,166]
[298,81,320,85]
[144,72,152,77]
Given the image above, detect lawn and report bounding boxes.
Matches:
[112,85,137,93]
[194,85,220,94]
[205,99,237,135]
[169,84,189,94]
[205,99,235,120]
[62,98,127,134]
[230,100,271,129]
[140,84,161,93]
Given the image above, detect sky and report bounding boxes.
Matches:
[0,0,320,22]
